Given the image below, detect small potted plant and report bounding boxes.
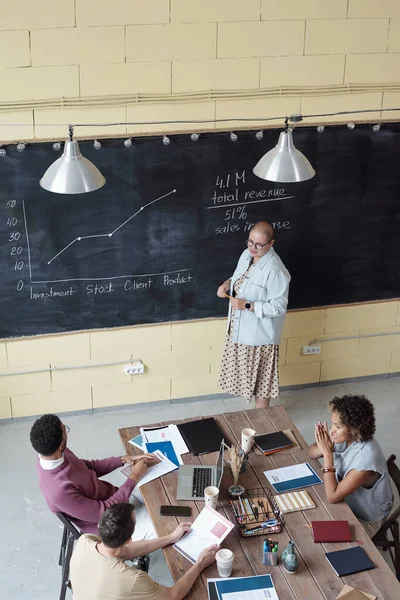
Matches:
[224,443,246,498]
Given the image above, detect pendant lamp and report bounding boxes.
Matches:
[40,125,106,194]
[253,116,315,183]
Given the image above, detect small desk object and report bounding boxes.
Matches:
[119,407,400,600]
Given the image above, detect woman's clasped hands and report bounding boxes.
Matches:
[315,421,334,456]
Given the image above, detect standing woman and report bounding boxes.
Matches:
[217,222,290,408]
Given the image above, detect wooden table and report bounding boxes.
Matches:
[119,407,400,600]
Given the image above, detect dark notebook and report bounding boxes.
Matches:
[177,418,227,455]
[326,546,375,577]
[312,520,352,543]
[254,431,293,455]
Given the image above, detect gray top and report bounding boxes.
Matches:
[334,438,393,523]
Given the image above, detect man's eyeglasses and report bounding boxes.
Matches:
[246,238,272,251]
[64,425,70,434]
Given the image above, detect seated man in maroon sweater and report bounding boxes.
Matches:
[30,414,190,560]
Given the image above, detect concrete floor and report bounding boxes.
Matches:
[1,376,399,600]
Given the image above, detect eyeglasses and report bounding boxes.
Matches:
[64,425,70,434]
[246,238,272,251]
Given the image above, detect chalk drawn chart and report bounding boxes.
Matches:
[1,125,400,337]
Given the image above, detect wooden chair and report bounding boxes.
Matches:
[56,513,81,600]
[372,454,400,580]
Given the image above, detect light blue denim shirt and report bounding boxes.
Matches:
[227,247,291,346]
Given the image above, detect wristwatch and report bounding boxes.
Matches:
[245,302,251,310]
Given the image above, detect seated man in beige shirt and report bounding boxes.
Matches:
[70,503,218,600]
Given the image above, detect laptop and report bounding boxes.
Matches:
[177,417,227,456]
[176,441,224,500]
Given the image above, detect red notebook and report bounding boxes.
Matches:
[312,520,352,543]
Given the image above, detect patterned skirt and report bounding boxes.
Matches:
[219,335,280,402]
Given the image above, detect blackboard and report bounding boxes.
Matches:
[1,123,400,338]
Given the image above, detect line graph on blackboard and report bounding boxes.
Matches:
[22,188,191,284]
[47,189,176,265]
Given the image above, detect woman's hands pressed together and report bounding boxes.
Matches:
[315,421,334,457]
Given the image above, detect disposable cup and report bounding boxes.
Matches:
[204,485,219,509]
[216,548,234,577]
[241,428,256,454]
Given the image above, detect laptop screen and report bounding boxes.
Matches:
[216,440,224,486]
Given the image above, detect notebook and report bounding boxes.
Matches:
[312,520,352,543]
[177,418,228,455]
[326,546,375,577]
[274,490,316,513]
[264,462,323,493]
[254,431,293,455]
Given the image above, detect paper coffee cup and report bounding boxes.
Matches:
[241,428,256,454]
[204,485,219,509]
[216,548,234,577]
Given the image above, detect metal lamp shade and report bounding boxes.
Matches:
[40,140,106,194]
[253,130,315,183]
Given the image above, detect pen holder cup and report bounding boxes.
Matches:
[263,551,278,567]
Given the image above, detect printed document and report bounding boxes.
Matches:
[173,506,234,563]
[264,462,322,493]
[210,574,279,600]
[119,449,178,487]
[140,424,189,455]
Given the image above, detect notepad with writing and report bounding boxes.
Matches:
[312,520,352,543]
[254,431,293,455]
[326,546,375,577]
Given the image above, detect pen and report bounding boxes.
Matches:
[243,520,278,534]
[224,292,232,299]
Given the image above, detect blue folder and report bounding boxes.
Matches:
[215,575,275,597]
[145,441,180,467]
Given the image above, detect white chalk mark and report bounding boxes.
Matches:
[47,189,176,264]
[31,268,190,284]
[206,196,295,209]
[22,201,33,282]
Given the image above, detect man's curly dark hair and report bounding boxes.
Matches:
[328,394,375,442]
[30,414,63,455]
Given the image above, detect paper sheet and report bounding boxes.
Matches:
[266,463,313,483]
[168,424,189,455]
[128,434,145,451]
[144,440,183,466]
[119,449,178,487]
[141,426,170,444]
[173,505,234,563]
[140,424,189,455]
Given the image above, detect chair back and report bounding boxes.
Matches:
[56,512,81,541]
[387,454,400,523]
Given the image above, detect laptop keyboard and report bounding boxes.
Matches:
[192,468,212,497]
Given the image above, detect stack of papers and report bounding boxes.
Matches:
[173,506,234,563]
[123,424,190,487]
[129,424,189,462]
[208,575,279,600]
[120,449,178,488]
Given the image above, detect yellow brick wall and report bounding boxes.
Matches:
[0,1,399,418]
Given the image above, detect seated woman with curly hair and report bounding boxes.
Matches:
[308,394,396,537]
